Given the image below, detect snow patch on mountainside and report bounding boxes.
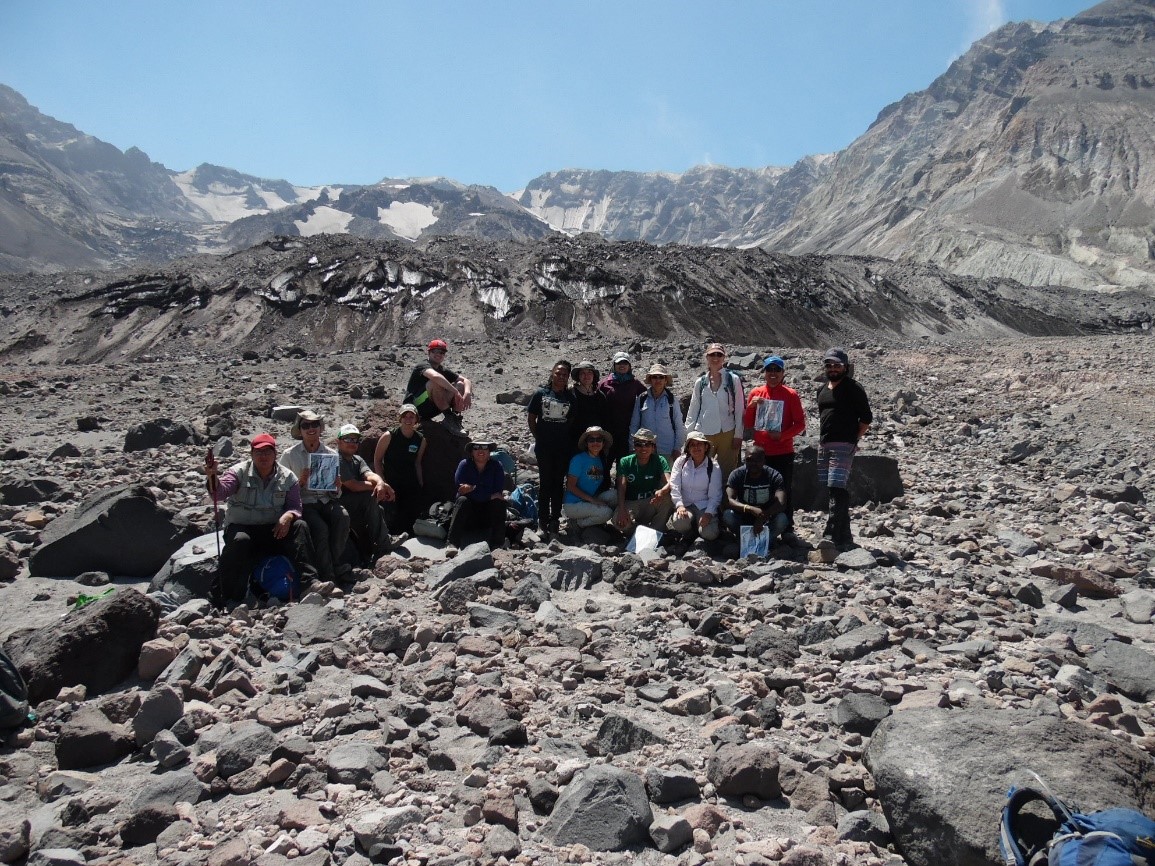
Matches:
[172,170,329,223]
[295,206,354,237]
[377,202,437,239]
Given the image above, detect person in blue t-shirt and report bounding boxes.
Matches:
[563,426,618,529]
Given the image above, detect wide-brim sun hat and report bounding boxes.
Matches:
[577,426,614,452]
[291,409,325,440]
[644,364,673,384]
[684,430,715,457]
[571,360,600,381]
[632,428,658,444]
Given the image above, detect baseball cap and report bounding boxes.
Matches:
[250,433,277,451]
[763,356,786,370]
[428,339,448,351]
[338,423,361,439]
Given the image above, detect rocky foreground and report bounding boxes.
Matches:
[0,333,1153,866]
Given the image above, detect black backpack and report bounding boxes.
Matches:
[0,648,29,729]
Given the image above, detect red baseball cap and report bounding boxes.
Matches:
[250,433,277,451]
[428,339,448,350]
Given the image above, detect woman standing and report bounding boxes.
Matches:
[598,351,646,464]
[685,343,745,478]
[630,364,686,463]
[373,404,426,536]
[568,361,609,455]
[527,360,574,535]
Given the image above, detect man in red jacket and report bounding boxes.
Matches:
[743,356,805,544]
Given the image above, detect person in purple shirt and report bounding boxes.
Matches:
[204,433,318,607]
[447,440,507,549]
[598,351,647,463]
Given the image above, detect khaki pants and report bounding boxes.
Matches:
[563,490,619,528]
[669,504,721,541]
[705,430,740,479]
[619,496,673,532]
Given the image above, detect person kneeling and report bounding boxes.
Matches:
[613,428,673,538]
[206,433,318,607]
[448,441,506,550]
[722,446,789,548]
[668,431,723,543]
[563,427,619,531]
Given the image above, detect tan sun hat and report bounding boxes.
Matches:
[644,364,673,385]
[684,430,715,457]
[290,409,325,440]
[577,426,614,452]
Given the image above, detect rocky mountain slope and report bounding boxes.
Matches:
[757,0,1155,291]
[1,233,1152,366]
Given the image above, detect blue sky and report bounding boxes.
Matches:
[1,0,1092,191]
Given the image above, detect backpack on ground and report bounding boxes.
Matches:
[492,448,518,489]
[0,648,29,729]
[999,784,1155,866]
[509,483,539,524]
[251,555,302,602]
[414,501,453,540]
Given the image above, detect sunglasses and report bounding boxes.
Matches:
[430,348,447,355]
[633,440,655,448]
[300,421,322,430]
[765,366,784,373]
[824,362,845,368]
[470,444,490,451]
[706,352,725,358]
[585,436,604,443]
[339,436,361,444]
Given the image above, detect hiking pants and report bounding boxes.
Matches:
[669,505,721,541]
[214,520,317,604]
[536,444,569,526]
[341,491,392,564]
[705,430,740,479]
[562,490,619,528]
[621,497,674,532]
[303,500,350,581]
[448,496,506,550]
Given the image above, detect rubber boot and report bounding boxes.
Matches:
[830,487,853,550]
[822,487,837,540]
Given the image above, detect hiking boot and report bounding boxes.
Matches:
[441,411,464,432]
[780,530,800,547]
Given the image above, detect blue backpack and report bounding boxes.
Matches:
[252,555,302,602]
[509,483,539,523]
[999,785,1155,866]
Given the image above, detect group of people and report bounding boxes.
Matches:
[203,338,873,606]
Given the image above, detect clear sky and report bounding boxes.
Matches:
[1,0,1093,192]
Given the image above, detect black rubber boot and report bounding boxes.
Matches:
[822,487,837,540]
[830,487,854,549]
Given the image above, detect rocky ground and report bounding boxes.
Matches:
[0,332,1153,866]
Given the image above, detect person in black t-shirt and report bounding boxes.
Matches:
[404,339,473,431]
[815,347,873,549]
[528,360,574,535]
[722,446,788,544]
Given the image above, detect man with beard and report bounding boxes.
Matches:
[816,348,873,549]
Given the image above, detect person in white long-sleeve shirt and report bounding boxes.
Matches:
[685,343,745,478]
[668,431,723,541]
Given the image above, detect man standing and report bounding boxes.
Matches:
[404,339,473,431]
[280,411,351,582]
[816,348,873,549]
[743,355,805,544]
[205,433,317,607]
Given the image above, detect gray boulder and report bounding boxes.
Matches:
[132,684,184,747]
[55,707,135,770]
[148,532,221,604]
[29,484,198,578]
[1086,640,1155,701]
[215,720,276,779]
[283,603,350,645]
[123,418,202,452]
[595,714,667,755]
[542,549,603,590]
[424,542,493,590]
[794,447,903,508]
[706,741,782,800]
[327,741,389,786]
[5,588,160,703]
[863,707,1155,866]
[0,475,64,506]
[744,625,800,667]
[829,692,892,734]
[546,765,653,851]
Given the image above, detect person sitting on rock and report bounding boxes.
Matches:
[630,364,686,463]
[448,440,506,550]
[373,403,426,537]
[563,426,619,531]
[743,355,806,545]
[613,428,673,535]
[598,351,646,464]
[336,423,395,566]
[279,411,351,582]
[568,361,610,455]
[205,433,318,606]
[404,339,473,432]
[722,446,788,548]
[668,431,723,543]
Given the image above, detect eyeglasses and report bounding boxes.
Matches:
[633,440,655,448]
[300,421,321,430]
[339,436,361,444]
[585,436,604,443]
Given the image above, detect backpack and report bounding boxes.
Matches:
[509,483,539,523]
[691,371,738,425]
[251,555,302,602]
[999,785,1155,866]
[0,648,29,729]
[492,448,518,487]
